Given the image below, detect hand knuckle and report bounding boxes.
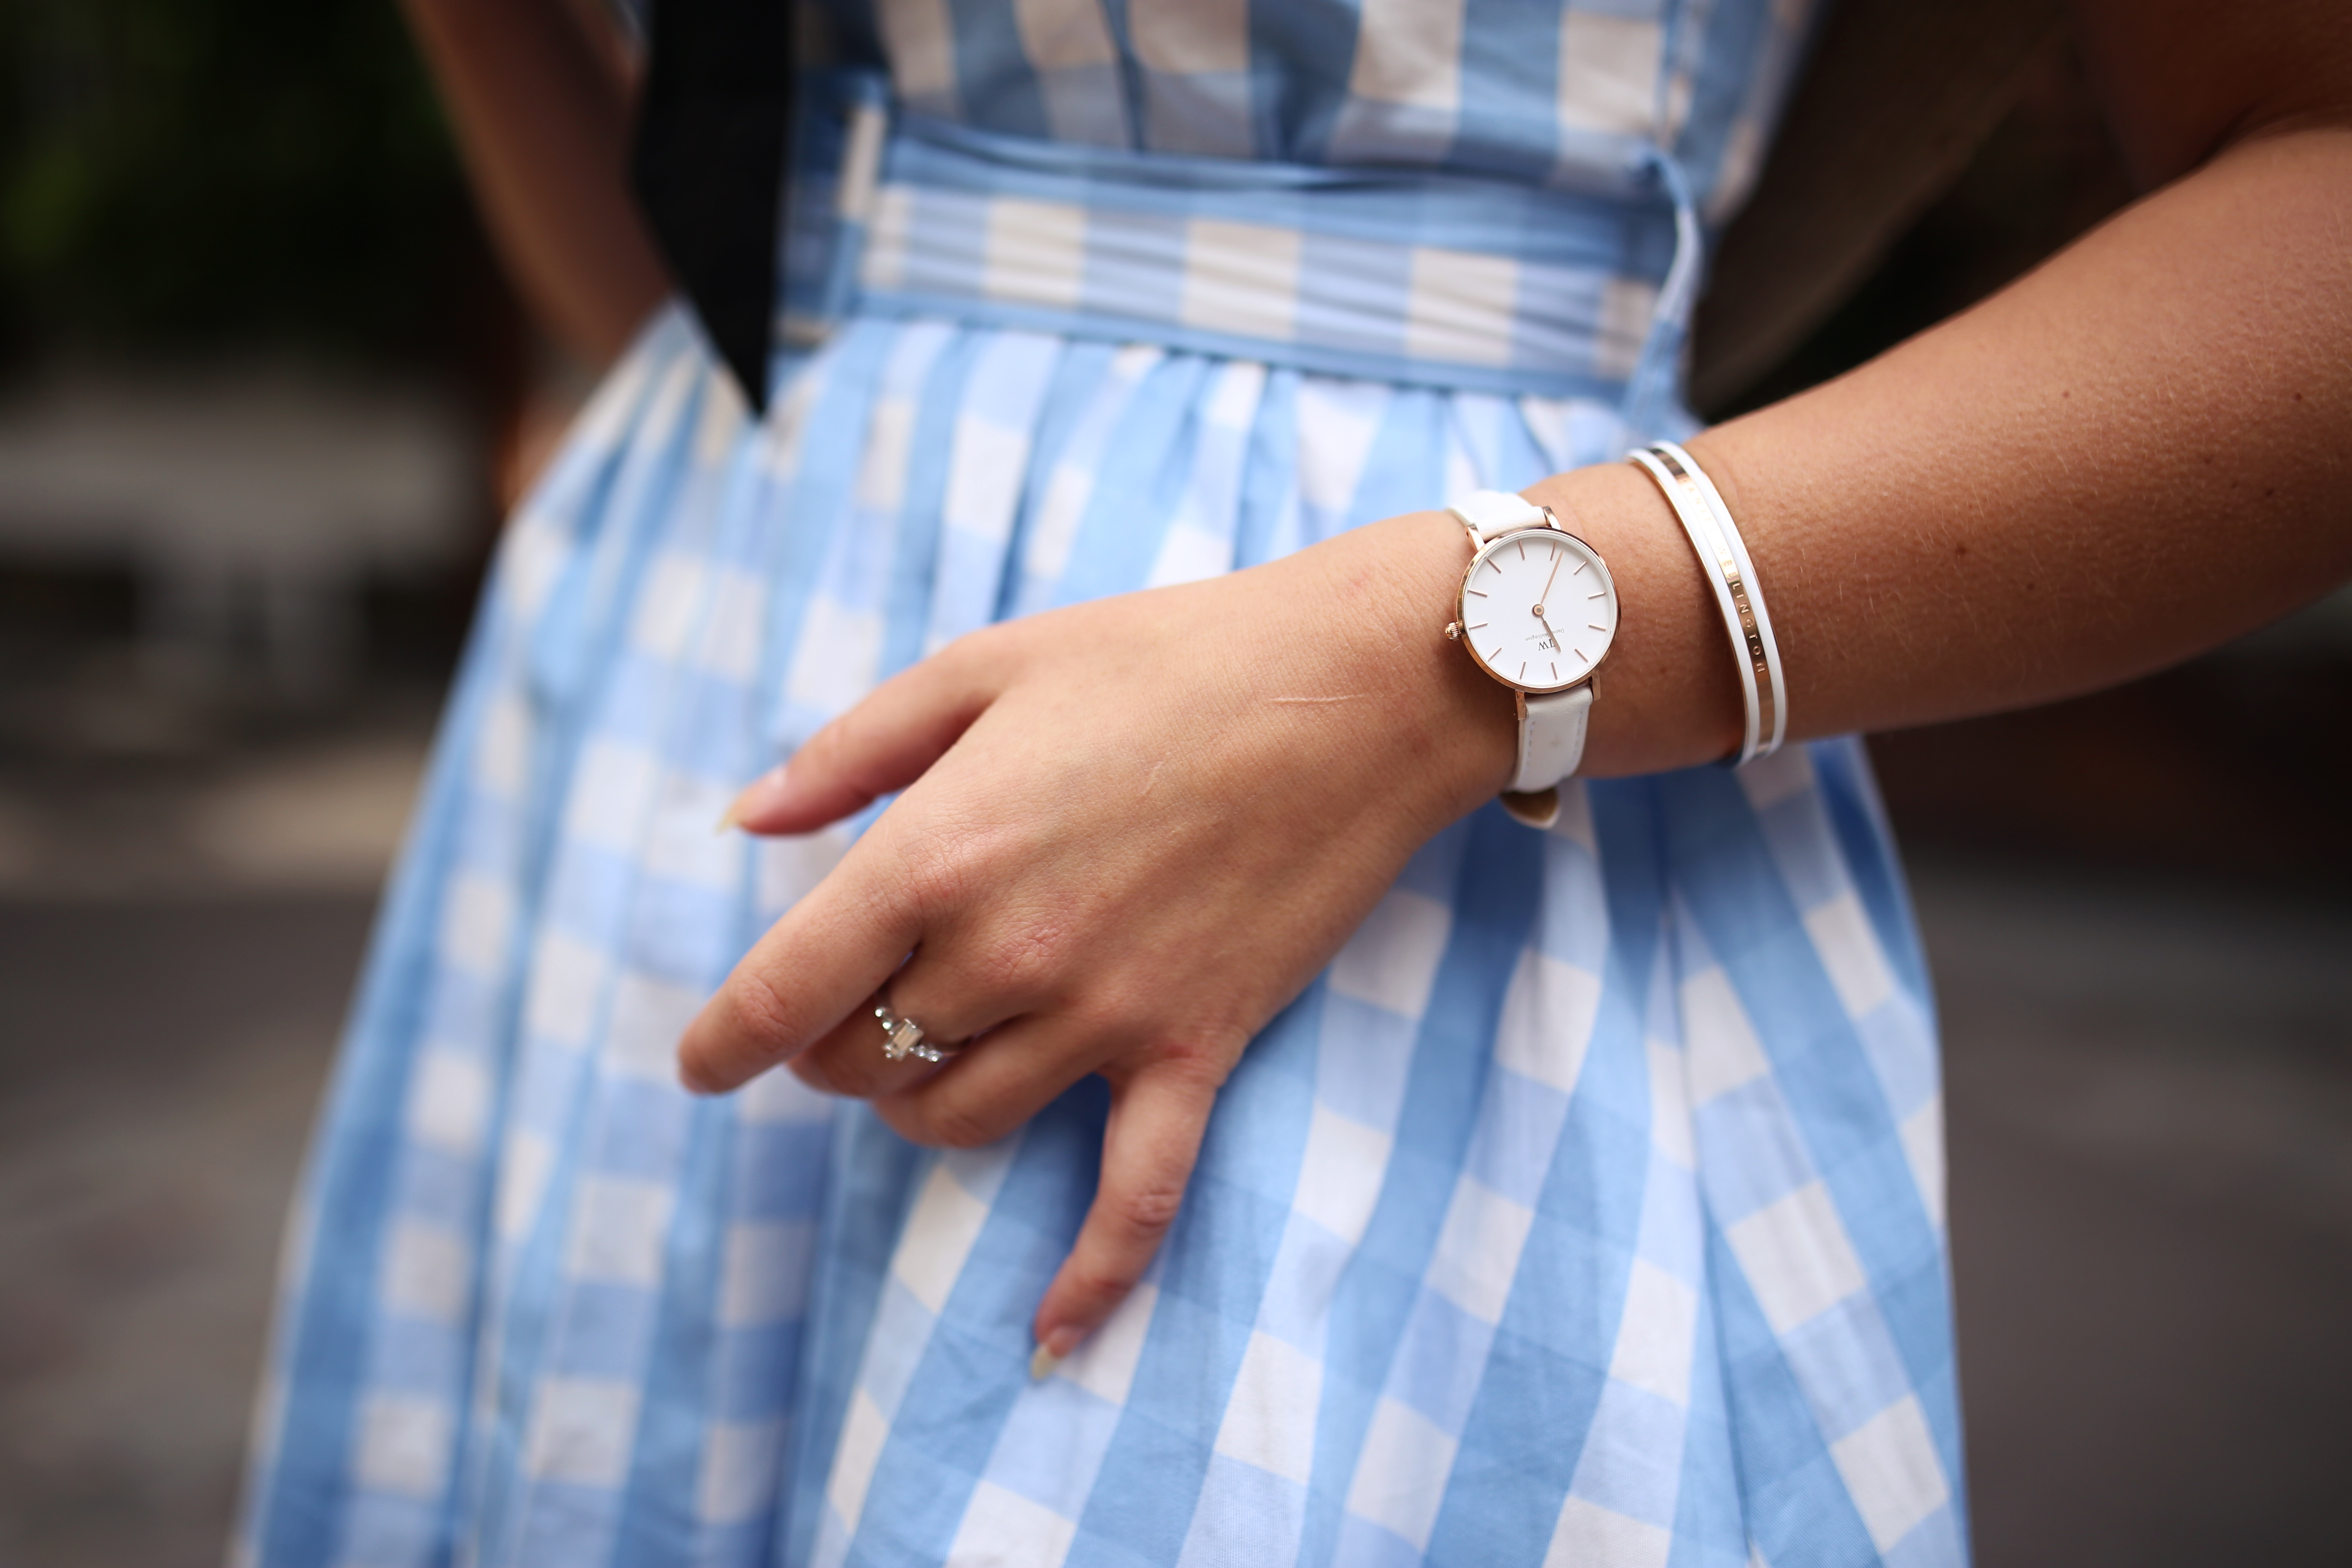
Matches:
[803,716,848,768]
[718,971,799,1060]
[793,1050,875,1099]
[924,1099,999,1150]
[1066,1262,1135,1311]
[831,709,913,806]
[974,922,1072,1001]
[1113,1182,1185,1234]
[1145,1030,1237,1088]
[893,830,977,922]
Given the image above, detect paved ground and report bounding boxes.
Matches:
[0,740,2346,1566]
[0,897,369,1568]
[1926,860,2352,1565]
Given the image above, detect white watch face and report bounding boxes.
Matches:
[1458,528,1618,692]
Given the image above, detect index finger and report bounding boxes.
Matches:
[678,848,919,1094]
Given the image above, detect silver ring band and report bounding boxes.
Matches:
[874,1000,956,1064]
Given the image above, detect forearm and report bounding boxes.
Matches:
[402,0,667,364]
[1498,124,2352,778]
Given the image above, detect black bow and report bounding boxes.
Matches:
[629,0,796,412]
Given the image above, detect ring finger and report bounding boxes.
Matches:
[786,944,1032,1100]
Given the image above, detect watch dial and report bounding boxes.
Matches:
[1459,529,1618,691]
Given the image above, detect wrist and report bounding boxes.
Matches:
[1520,462,1746,778]
[1304,460,1752,818]
[1322,510,1522,807]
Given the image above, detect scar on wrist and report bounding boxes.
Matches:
[1267,693,1369,704]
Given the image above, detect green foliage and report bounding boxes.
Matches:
[0,0,475,361]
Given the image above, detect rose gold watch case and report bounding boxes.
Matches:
[1453,517,1620,695]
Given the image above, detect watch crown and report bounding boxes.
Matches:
[1444,621,1461,641]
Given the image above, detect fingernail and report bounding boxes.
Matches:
[714,766,787,834]
[1029,1324,1079,1381]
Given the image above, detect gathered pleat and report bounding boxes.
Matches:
[239,306,1959,1568]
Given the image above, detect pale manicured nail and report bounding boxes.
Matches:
[1029,1323,1081,1381]
[714,766,787,834]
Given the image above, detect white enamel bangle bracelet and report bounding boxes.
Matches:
[1628,441,1786,766]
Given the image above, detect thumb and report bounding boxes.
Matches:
[723,635,1006,836]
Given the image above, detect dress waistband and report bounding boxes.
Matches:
[777,73,1704,413]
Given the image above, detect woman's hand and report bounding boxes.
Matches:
[676,509,1519,1367]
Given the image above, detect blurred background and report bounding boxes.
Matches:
[0,3,2345,1565]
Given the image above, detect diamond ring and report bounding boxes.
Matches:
[874,1000,956,1064]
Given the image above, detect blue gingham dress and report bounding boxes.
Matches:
[239,4,1968,1565]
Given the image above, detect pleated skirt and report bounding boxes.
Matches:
[238,305,1966,1568]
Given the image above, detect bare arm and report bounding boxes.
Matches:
[401,0,668,365]
[680,2,2352,1366]
[1522,0,2352,775]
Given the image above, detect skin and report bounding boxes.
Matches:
[410,0,2352,1369]
[401,0,665,365]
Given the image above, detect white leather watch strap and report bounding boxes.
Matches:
[1449,488,1548,543]
[1513,686,1590,793]
[1450,489,1594,814]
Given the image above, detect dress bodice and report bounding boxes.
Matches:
[790,0,1815,220]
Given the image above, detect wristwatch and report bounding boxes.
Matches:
[1443,490,1620,826]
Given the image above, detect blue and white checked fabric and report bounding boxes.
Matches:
[857,0,1805,213]
[851,114,1679,399]
[239,4,1969,1566]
